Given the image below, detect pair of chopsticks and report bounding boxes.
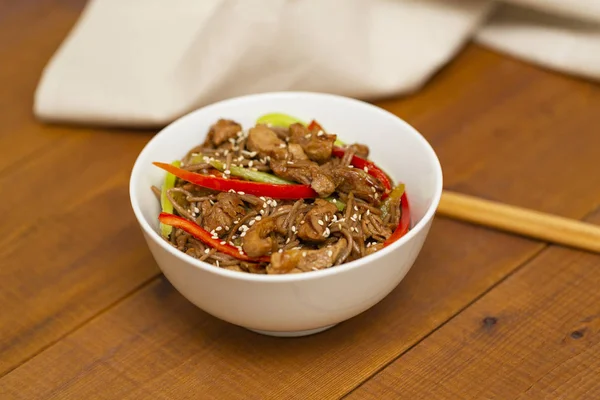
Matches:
[436,190,600,254]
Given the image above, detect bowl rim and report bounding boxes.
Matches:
[129,91,443,283]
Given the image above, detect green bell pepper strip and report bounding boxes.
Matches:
[209,159,294,185]
[380,183,405,220]
[256,113,306,127]
[160,160,181,237]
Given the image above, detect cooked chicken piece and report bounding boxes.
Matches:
[246,124,287,160]
[268,238,347,274]
[288,123,336,163]
[287,143,309,160]
[202,192,246,234]
[332,166,385,203]
[298,199,338,242]
[242,217,278,257]
[204,119,242,147]
[270,159,336,197]
[348,143,370,158]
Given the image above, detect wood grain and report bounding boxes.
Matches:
[346,209,600,400]
[0,220,543,400]
[2,0,600,397]
[0,0,159,374]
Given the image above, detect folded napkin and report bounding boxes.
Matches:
[34,0,600,127]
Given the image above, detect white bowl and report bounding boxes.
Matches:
[129,92,443,337]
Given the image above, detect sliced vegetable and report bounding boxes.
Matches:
[159,212,270,263]
[384,192,410,246]
[209,159,294,185]
[326,196,346,212]
[331,146,393,192]
[160,160,181,237]
[153,162,318,199]
[256,113,306,127]
[380,183,405,220]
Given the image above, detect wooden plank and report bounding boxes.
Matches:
[3,1,600,394]
[0,0,160,374]
[0,220,542,400]
[347,210,600,400]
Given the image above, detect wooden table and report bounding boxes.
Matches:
[2,2,600,399]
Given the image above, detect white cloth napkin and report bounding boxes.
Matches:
[34,0,600,127]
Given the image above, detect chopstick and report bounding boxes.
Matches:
[436,190,600,254]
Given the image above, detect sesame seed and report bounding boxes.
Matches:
[323,228,330,237]
[228,138,236,144]
[278,249,283,253]
[327,250,333,257]
[260,210,265,215]
[291,226,296,233]
[248,220,255,226]
[302,251,307,257]
[363,166,368,173]
[204,248,210,254]
[262,202,268,208]
[332,199,337,203]
[216,260,220,267]
[237,191,245,195]
[228,189,235,193]
[366,210,370,216]
[300,220,305,224]
[194,207,200,213]
[358,214,362,221]
[311,267,318,271]
[287,161,293,165]
[215,227,222,231]
[234,219,240,224]
[255,216,262,221]
[224,169,231,175]
[353,213,358,219]
[272,201,278,207]
[211,234,219,239]
[232,235,238,239]
[305,133,311,139]
[318,220,324,226]
[260,196,266,201]
[220,241,226,245]
[366,242,372,248]
[317,130,324,136]
[371,187,376,193]
[224,150,229,156]
[285,238,290,244]
[225,226,230,230]
[240,232,247,237]
[248,161,254,167]
[354,206,358,211]
[325,215,329,222]
[279,143,286,148]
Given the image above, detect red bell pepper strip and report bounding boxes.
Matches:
[159,212,271,263]
[383,192,410,246]
[331,147,393,192]
[153,162,318,199]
